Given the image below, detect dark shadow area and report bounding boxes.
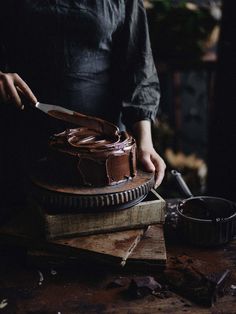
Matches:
[207,0,236,202]
[146,0,235,199]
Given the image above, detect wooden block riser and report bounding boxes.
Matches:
[45,190,165,239]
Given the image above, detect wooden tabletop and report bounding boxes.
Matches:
[1,201,236,314]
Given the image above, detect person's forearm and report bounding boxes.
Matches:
[132,120,153,149]
[132,119,166,187]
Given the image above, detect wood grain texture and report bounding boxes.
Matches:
[26,226,166,269]
[51,228,145,266]
[44,190,165,238]
[127,224,167,268]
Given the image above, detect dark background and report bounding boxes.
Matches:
[207,0,236,201]
[146,0,235,201]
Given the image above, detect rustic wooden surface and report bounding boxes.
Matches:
[45,191,165,238]
[1,199,236,314]
[127,225,167,270]
[1,232,236,313]
[52,228,145,266]
[26,224,167,272]
[0,190,165,239]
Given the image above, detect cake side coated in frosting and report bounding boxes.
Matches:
[48,125,137,187]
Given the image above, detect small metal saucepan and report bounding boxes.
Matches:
[171,170,236,247]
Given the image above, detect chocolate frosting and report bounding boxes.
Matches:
[47,108,137,186]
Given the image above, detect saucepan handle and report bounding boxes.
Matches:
[171,170,194,198]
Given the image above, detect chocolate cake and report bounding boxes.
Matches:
[47,112,137,187]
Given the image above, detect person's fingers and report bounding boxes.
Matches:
[138,148,166,187]
[151,155,166,188]
[154,166,165,189]
[138,150,155,172]
[0,81,8,103]
[13,73,37,104]
[3,74,22,108]
[0,72,37,109]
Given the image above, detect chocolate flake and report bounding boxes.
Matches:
[126,276,162,299]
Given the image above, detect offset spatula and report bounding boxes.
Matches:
[18,89,117,135]
[35,102,74,118]
[35,102,119,136]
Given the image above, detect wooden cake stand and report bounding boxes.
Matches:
[30,160,155,213]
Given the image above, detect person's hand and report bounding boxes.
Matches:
[0,71,37,109]
[132,120,166,188]
[137,144,166,188]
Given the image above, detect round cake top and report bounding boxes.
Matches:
[47,108,135,154]
[49,127,136,158]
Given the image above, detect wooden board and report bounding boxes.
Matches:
[126,224,167,270]
[0,191,166,269]
[25,225,166,270]
[50,228,145,266]
[0,190,165,240]
[0,212,145,267]
[45,190,165,238]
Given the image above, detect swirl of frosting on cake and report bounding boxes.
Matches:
[50,127,135,154]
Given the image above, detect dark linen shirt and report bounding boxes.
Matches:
[0,0,160,129]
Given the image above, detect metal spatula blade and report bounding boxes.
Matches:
[35,102,74,115]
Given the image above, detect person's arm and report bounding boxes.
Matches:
[133,120,165,188]
[113,0,165,187]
